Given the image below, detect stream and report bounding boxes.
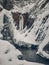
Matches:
[13,44,49,65]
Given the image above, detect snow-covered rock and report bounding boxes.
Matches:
[0,39,23,61]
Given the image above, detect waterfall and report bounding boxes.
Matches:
[19,14,24,31]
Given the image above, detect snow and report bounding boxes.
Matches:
[11,3,36,14]
[0,34,3,39]
[38,0,47,8]
[0,40,22,56]
[0,40,44,65]
[36,28,49,59]
[21,3,36,14]
[0,10,4,31]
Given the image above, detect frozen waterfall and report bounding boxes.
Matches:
[19,14,24,31]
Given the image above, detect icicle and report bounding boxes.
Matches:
[19,14,24,31]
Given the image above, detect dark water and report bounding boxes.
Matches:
[14,45,49,65]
